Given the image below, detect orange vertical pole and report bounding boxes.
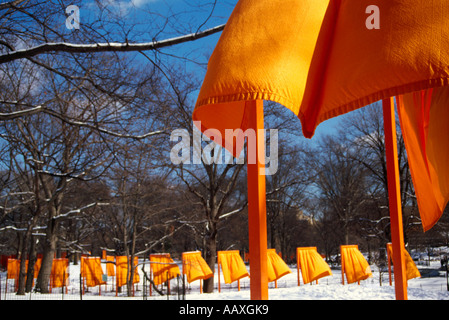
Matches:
[382,97,408,300]
[296,249,301,286]
[340,246,345,285]
[217,260,221,293]
[246,99,268,300]
[387,243,393,286]
[149,269,152,296]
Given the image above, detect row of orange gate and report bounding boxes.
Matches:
[3,244,420,296]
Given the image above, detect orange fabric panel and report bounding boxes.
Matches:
[51,258,69,288]
[149,253,181,286]
[217,250,249,284]
[194,0,449,150]
[296,247,332,284]
[182,251,213,283]
[193,0,330,157]
[116,256,140,288]
[7,259,19,280]
[341,245,372,284]
[266,249,291,282]
[106,256,115,277]
[81,257,106,287]
[386,243,421,281]
[34,258,41,279]
[398,87,449,231]
[7,259,41,282]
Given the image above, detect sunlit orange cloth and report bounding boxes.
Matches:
[296,247,332,284]
[150,253,181,286]
[194,0,449,156]
[51,258,69,288]
[81,257,106,287]
[194,0,329,157]
[7,259,40,281]
[266,249,291,282]
[116,256,140,288]
[7,259,19,280]
[182,251,213,283]
[106,255,115,277]
[386,243,421,281]
[34,258,41,279]
[397,87,449,231]
[340,245,372,284]
[217,250,249,284]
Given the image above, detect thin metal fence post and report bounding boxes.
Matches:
[80,272,83,300]
[62,271,65,300]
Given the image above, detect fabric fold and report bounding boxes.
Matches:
[386,243,421,280]
[182,251,213,283]
[398,87,449,231]
[266,249,292,282]
[341,245,372,284]
[217,250,249,284]
[150,253,180,286]
[296,247,332,284]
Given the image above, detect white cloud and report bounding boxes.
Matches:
[130,0,155,7]
[99,0,156,9]
[95,0,157,16]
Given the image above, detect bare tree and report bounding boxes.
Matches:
[0,43,173,293]
[0,0,240,295]
[311,134,370,245]
[339,103,417,244]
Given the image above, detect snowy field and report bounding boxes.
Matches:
[2,255,448,301]
[179,261,449,301]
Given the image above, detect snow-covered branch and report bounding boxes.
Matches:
[0,24,225,64]
[219,204,247,220]
[0,225,46,232]
[53,202,110,220]
[0,105,43,120]
[0,103,166,140]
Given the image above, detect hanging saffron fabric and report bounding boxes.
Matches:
[397,87,449,231]
[149,253,181,286]
[266,249,291,283]
[51,258,69,288]
[116,256,140,288]
[340,245,372,284]
[193,0,449,232]
[386,243,421,281]
[7,259,19,280]
[106,255,115,277]
[296,247,332,285]
[81,256,106,287]
[182,251,213,283]
[217,250,249,284]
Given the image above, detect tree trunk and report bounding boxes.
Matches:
[36,219,58,293]
[16,229,31,295]
[203,226,217,294]
[25,236,38,293]
[17,215,40,295]
[127,218,137,297]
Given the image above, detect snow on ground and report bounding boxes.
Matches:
[37,261,449,300]
[183,262,449,301]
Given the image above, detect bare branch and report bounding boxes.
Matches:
[0,24,226,64]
